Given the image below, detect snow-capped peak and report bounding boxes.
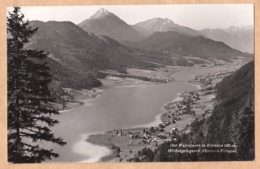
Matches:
[225,25,253,32]
[90,8,110,19]
[134,17,178,32]
[150,18,176,26]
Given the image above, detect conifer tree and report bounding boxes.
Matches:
[7,6,66,163]
[236,102,254,160]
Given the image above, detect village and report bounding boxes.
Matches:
[87,68,235,162]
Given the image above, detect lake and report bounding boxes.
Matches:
[46,66,228,162]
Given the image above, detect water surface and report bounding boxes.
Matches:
[47,66,226,162]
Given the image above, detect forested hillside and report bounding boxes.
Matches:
[153,60,254,161]
[127,31,252,61]
[27,21,177,89]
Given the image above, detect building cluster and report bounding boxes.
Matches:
[109,70,234,162]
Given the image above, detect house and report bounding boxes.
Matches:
[206,85,213,90]
[171,127,178,132]
[143,133,150,139]
[171,137,178,142]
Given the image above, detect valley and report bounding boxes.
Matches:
[45,57,251,162]
[26,8,253,93]
[86,65,237,162]
[9,6,254,163]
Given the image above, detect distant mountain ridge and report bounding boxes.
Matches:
[200,25,254,53]
[135,18,177,31]
[78,9,253,53]
[134,18,254,53]
[134,18,205,37]
[78,8,144,42]
[126,31,252,61]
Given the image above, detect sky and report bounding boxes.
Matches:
[7,4,254,30]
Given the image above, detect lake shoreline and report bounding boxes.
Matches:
[58,64,208,113]
[51,64,238,163]
[57,65,192,113]
[85,64,237,162]
[86,81,202,162]
[84,66,212,162]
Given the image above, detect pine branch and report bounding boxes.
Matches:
[7,6,66,163]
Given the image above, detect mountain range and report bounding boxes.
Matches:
[78,8,144,42]
[200,25,254,53]
[23,8,253,89]
[124,31,250,61]
[78,9,253,53]
[133,18,253,53]
[134,18,205,37]
[27,20,177,88]
[16,8,254,162]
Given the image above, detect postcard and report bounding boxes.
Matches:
[6,4,254,163]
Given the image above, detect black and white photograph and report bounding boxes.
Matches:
[6,4,254,163]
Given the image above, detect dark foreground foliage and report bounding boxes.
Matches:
[7,7,66,163]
